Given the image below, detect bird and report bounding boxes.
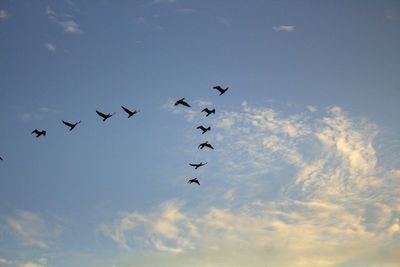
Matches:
[201,108,215,117]
[174,98,191,107]
[198,141,214,150]
[121,106,139,118]
[62,120,81,131]
[189,162,207,169]
[96,110,115,121]
[213,85,229,95]
[187,178,200,185]
[0,156,3,161]
[197,125,211,134]
[31,129,46,138]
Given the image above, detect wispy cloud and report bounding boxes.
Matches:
[0,9,8,20]
[273,25,295,32]
[4,210,62,249]
[101,101,400,266]
[152,0,176,4]
[217,17,232,27]
[46,6,82,34]
[176,8,195,14]
[385,9,397,20]
[18,258,47,267]
[44,43,56,52]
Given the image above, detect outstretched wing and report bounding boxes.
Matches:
[62,120,74,128]
[96,110,107,119]
[181,100,190,107]
[189,163,197,167]
[213,86,222,91]
[0,156,3,161]
[201,108,208,112]
[194,180,200,185]
[31,129,38,135]
[121,106,132,115]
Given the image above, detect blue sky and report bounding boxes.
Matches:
[0,0,400,266]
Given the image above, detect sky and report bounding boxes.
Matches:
[0,0,400,266]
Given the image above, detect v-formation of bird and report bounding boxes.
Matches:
[174,85,229,186]
[1,86,226,172]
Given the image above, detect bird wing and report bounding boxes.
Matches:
[96,110,107,118]
[43,131,46,136]
[195,180,200,185]
[31,129,38,134]
[62,120,74,127]
[0,156,3,160]
[189,163,197,167]
[201,108,208,112]
[213,86,222,90]
[181,101,190,107]
[121,106,133,115]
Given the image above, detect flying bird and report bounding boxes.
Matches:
[198,141,214,150]
[189,162,207,169]
[0,156,3,161]
[213,85,229,95]
[201,108,215,117]
[187,178,200,185]
[31,129,46,138]
[174,98,191,107]
[121,106,139,118]
[62,120,81,131]
[96,110,115,121]
[197,125,211,134]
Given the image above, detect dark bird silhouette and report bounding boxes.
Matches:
[0,156,3,161]
[121,106,139,118]
[213,85,229,95]
[187,178,200,185]
[96,110,115,121]
[174,98,191,107]
[198,141,214,150]
[62,120,81,131]
[31,129,46,138]
[189,162,207,169]
[197,125,211,134]
[201,108,215,117]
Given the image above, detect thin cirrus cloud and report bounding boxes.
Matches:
[0,9,8,20]
[46,7,82,34]
[4,210,63,249]
[99,101,400,266]
[273,25,295,32]
[44,43,56,52]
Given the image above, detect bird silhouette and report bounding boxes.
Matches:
[121,106,139,118]
[189,162,207,169]
[0,156,3,161]
[198,141,214,150]
[96,110,115,121]
[187,178,200,185]
[197,125,211,134]
[62,120,81,131]
[201,108,215,117]
[174,98,191,107]
[31,129,46,138]
[213,85,229,95]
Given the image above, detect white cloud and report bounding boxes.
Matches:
[152,0,176,4]
[0,9,8,20]
[4,210,62,249]
[307,105,317,112]
[103,100,400,266]
[46,7,82,34]
[273,25,295,32]
[0,257,12,264]
[44,43,56,52]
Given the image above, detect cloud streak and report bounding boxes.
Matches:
[273,25,295,32]
[100,101,400,266]
[46,7,82,34]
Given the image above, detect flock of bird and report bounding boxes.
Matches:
[1,85,229,187]
[174,86,229,186]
